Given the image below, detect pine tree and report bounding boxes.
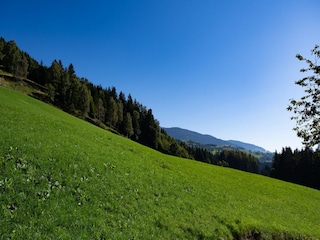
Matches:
[123,112,134,138]
[97,98,105,122]
[77,82,90,117]
[2,40,20,74]
[132,110,141,140]
[48,60,62,104]
[117,100,124,129]
[0,37,6,63]
[140,109,158,149]
[13,53,28,80]
[106,97,118,127]
[66,63,78,111]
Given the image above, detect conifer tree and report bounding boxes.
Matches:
[2,40,20,74]
[0,37,6,63]
[140,109,158,149]
[106,97,118,127]
[77,82,90,117]
[124,112,134,138]
[13,53,28,80]
[97,98,105,122]
[48,60,62,104]
[117,100,124,128]
[132,110,141,140]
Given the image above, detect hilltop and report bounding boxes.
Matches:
[1,86,320,239]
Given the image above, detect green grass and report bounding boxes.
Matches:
[1,86,320,239]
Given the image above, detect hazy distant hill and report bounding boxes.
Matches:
[164,127,268,153]
[164,127,231,146]
[227,140,268,153]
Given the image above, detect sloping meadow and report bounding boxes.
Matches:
[1,86,320,239]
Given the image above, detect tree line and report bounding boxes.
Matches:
[270,147,320,190]
[181,142,259,173]
[0,37,259,174]
[213,150,259,173]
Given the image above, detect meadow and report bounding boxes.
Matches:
[1,86,320,239]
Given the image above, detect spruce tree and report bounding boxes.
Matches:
[124,112,134,138]
[132,110,141,140]
[106,97,118,127]
[0,37,5,63]
[13,53,28,80]
[2,40,20,74]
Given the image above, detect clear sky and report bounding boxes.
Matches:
[1,0,320,152]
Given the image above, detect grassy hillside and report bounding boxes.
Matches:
[1,86,320,239]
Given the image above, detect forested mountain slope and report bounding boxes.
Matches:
[0,37,263,173]
[1,86,320,239]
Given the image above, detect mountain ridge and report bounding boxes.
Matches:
[164,127,269,153]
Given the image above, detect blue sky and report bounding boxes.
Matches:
[1,0,320,151]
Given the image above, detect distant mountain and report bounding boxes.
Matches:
[164,127,231,146]
[164,127,268,153]
[227,140,267,153]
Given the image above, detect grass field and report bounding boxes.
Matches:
[1,86,320,239]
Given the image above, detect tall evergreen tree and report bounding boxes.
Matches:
[117,100,124,130]
[126,94,134,114]
[24,52,44,85]
[48,60,62,104]
[96,89,106,122]
[123,112,134,138]
[2,40,20,74]
[106,97,118,127]
[66,63,78,111]
[132,110,141,140]
[97,98,105,122]
[77,82,90,117]
[13,53,28,80]
[140,109,158,149]
[0,37,6,63]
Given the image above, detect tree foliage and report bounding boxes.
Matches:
[0,37,5,61]
[287,45,320,148]
[213,150,259,173]
[270,147,320,190]
[1,40,29,80]
[123,112,134,138]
